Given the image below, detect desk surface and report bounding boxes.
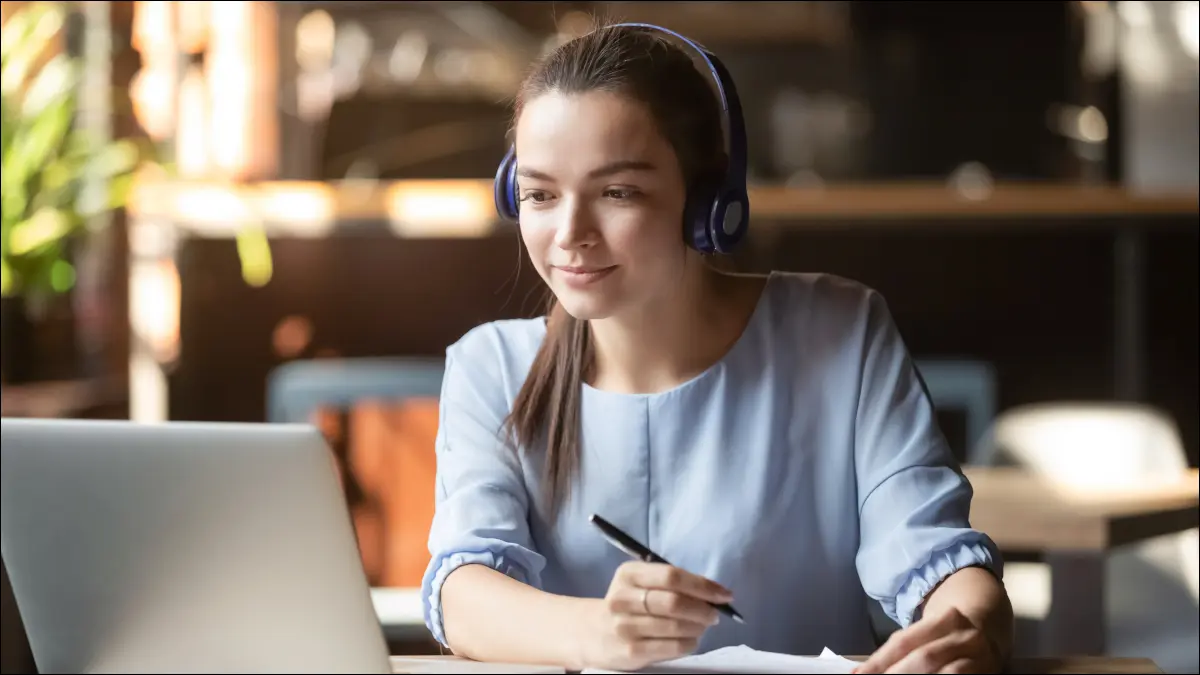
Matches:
[963,467,1200,551]
[388,654,1163,674]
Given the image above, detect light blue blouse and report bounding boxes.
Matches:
[421,271,1001,656]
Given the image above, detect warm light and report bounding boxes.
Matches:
[129,66,177,141]
[388,30,429,83]
[129,0,279,180]
[176,65,210,177]
[948,162,995,201]
[255,183,336,236]
[1003,564,1051,620]
[129,348,168,423]
[386,181,496,238]
[130,1,178,142]
[1048,104,1110,144]
[296,9,336,71]
[129,258,181,364]
[131,0,174,54]
[991,403,1190,490]
[173,184,255,228]
[207,1,253,178]
[1076,106,1109,142]
[177,1,210,54]
[129,181,336,239]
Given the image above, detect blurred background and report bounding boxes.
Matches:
[1,1,1197,673]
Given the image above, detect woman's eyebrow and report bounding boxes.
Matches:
[516,159,657,183]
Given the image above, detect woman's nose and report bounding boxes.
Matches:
[553,202,598,250]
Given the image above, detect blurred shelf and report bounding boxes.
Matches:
[750,183,1200,222]
[0,376,128,419]
[127,178,1199,240]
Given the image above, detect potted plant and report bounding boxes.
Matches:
[1,1,142,384]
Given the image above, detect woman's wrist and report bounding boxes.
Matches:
[567,598,606,671]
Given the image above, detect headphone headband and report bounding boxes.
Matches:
[609,23,748,189]
[494,23,750,254]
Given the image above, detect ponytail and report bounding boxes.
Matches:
[504,298,592,517]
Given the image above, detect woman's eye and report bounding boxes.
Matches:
[521,190,552,204]
[603,188,639,200]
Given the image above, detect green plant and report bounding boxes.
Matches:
[1,1,142,310]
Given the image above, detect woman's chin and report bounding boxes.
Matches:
[553,289,620,322]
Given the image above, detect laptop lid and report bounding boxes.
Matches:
[0,418,393,674]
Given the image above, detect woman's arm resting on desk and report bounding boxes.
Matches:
[441,561,727,671]
[440,564,595,670]
[849,291,1012,673]
[853,566,1013,674]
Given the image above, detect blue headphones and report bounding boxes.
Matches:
[492,23,750,255]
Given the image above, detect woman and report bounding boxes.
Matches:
[422,22,1013,674]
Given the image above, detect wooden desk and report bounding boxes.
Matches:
[963,467,1200,657]
[387,654,1164,674]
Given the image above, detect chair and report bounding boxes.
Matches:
[914,358,999,464]
[266,357,446,650]
[266,357,445,425]
[974,402,1199,673]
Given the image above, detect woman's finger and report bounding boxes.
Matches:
[611,613,712,641]
[607,586,719,625]
[625,637,700,665]
[855,610,963,673]
[619,561,732,604]
[881,631,977,674]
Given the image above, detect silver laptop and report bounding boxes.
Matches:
[0,418,393,674]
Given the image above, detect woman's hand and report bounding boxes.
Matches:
[578,561,732,672]
[853,606,1003,674]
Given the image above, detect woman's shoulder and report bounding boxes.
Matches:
[763,270,892,335]
[444,317,547,391]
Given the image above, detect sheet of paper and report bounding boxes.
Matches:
[581,645,857,674]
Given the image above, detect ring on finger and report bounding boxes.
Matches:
[642,588,652,615]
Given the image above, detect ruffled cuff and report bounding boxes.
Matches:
[886,537,1002,627]
[422,547,543,647]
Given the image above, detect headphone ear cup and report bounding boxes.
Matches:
[493,148,519,222]
[709,189,749,254]
[683,176,723,254]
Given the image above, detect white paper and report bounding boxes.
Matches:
[581,645,857,674]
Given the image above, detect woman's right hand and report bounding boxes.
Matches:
[579,561,734,672]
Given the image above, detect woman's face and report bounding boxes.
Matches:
[514,90,692,321]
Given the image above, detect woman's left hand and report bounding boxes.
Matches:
[852,606,1003,674]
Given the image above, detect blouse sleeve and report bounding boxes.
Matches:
[420,329,547,647]
[852,291,1003,628]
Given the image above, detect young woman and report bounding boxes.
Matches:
[421,22,1013,674]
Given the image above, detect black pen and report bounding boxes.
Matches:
[589,513,745,624]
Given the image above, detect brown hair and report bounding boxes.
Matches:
[503,22,728,515]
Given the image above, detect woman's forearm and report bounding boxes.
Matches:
[439,564,600,670]
[921,566,1014,663]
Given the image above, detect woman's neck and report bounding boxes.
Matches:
[586,268,766,395]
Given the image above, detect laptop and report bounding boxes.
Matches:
[0,418,393,674]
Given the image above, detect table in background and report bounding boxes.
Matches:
[963,466,1200,656]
